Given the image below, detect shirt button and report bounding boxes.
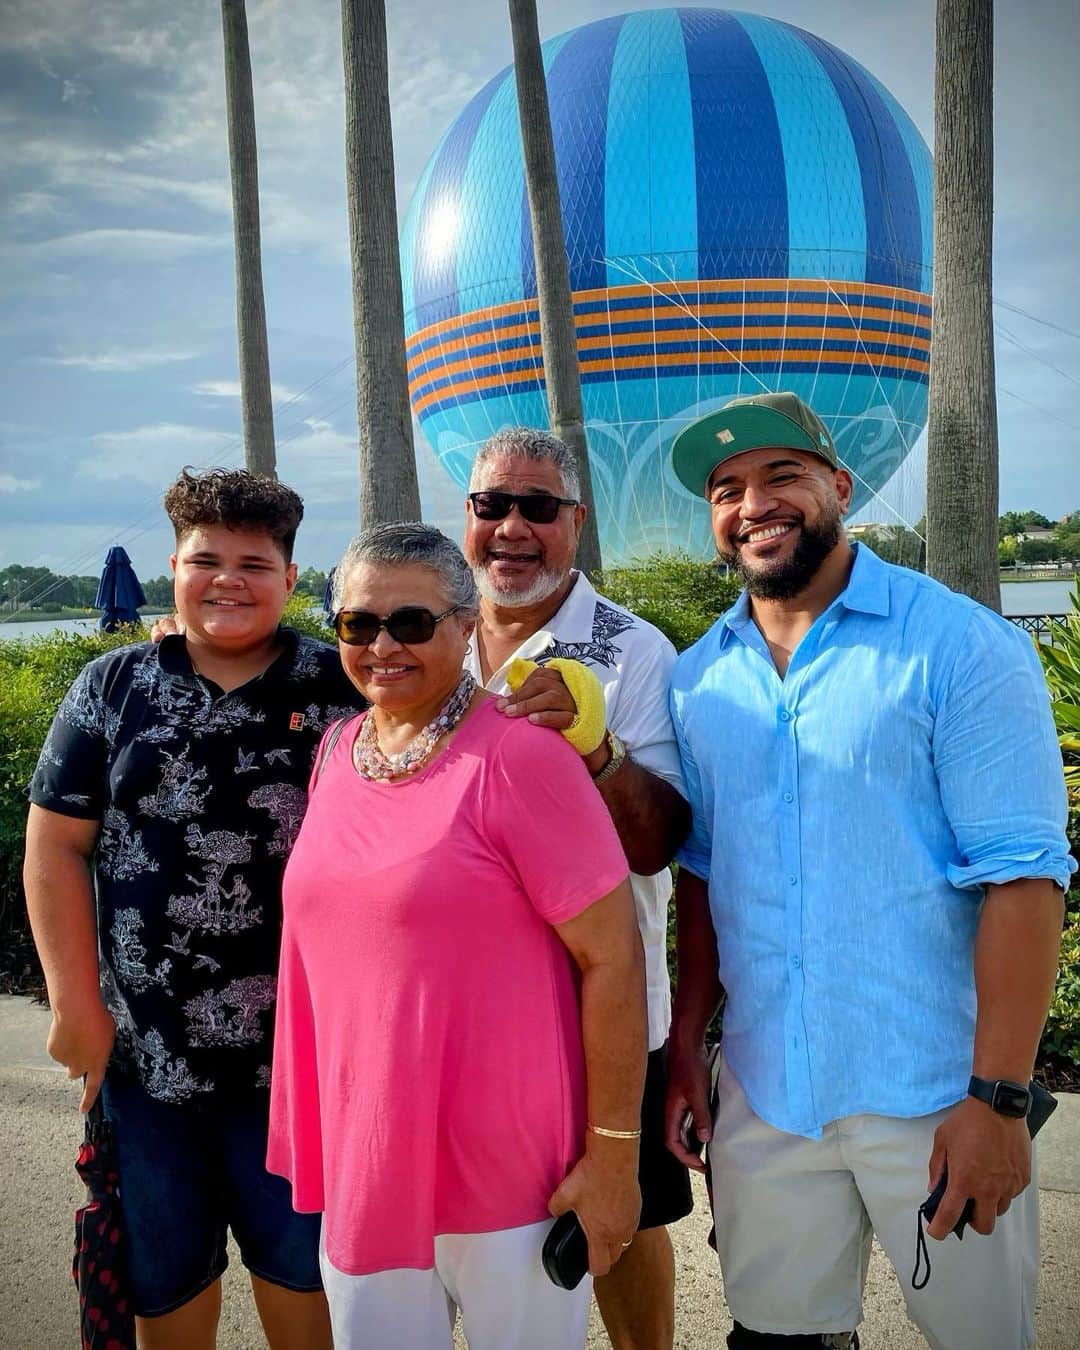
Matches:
[783,791,793,803]
[779,710,792,721]
[787,874,798,885]
[791,955,802,969]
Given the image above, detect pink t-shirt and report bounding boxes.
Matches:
[266,698,629,1276]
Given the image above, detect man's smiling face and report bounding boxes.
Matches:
[463,453,585,608]
[707,447,853,600]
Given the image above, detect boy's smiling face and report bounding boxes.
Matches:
[170,524,297,655]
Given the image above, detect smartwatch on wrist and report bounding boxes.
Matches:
[591,730,626,785]
[967,1075,1032,1118]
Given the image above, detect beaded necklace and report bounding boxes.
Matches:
[353,671,477,781]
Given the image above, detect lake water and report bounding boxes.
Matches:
[1000,579,1074,617]
[0,616,164,642]
[0,582,1072,642]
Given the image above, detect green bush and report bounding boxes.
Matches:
[595,553,739,652]
[1043,915,1080,1069]
[0,623,147,990]
[1037,583,1080,1070]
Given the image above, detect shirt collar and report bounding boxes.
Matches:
[545,569,598,641]
[837,543,891,617]
[719,542,890,644]
[465,570,594,687]
[156,625,300,679]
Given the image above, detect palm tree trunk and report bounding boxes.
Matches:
[340,0,421,527]
[508,0,602,574]
[926,0,999,609]
[220,0,276,478]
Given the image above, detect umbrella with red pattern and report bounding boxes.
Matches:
[72,1097,135,1350]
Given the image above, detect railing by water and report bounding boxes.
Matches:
[1008,613,1068,643]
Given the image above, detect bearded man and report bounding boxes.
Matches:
[463,427,693,1350]
[663,391,1073,1350]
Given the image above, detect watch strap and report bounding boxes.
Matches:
[967,1074,1031,1117]
[591,731,626,785]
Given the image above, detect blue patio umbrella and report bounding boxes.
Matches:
[94,547,147,633]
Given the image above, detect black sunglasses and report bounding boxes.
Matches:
[469,491,578,524]
[333,605,463,646]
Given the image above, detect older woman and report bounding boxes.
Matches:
[267,523,647,1350]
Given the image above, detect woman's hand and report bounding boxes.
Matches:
[47,1000,116,1112]
[549,1142,641,1276]
[149,614,183,642]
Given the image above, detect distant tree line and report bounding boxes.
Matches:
[0,563,333,615]
[998,511,1080,566]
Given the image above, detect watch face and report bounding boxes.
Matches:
[991,1081,1031,1117]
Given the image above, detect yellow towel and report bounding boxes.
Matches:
[505,657,607,756]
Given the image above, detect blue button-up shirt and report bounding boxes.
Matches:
[670,545,1075,1138]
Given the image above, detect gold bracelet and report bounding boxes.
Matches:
[587,1123,642,1139]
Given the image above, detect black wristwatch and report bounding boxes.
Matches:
[967,1075,1032,1119]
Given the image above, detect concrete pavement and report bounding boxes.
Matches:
[2,995,1078,1349]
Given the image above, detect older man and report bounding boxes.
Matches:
[664,391,1073,1350]
[463,427,692,1350]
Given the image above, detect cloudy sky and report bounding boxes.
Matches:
[1,0,1077,585]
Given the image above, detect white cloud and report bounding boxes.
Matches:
[5,190,65,219]
[192,380,305,404]
[87,422,239,484]
[0,474,41,493]
[48,347,198,372]
[25,228,225,262]
[61,77,91,105]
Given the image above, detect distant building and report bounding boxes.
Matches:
[847,523,904,541]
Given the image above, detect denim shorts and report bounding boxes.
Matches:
[100,1073,322,1318]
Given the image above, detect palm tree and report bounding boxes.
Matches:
[925,0,999,609]
[508,0,602,573]
[220,0,276,478]
[340,0,421,527]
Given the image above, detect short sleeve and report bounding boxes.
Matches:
[29,663,110,820]
[485,720,629,925]
[607,630,686,796]
[933,608,1075,892]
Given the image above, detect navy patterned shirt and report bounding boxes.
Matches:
[30,629,362,1104]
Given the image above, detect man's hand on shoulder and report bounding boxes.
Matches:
[149,614,183,643]
[925,1094,1031,1240]
[497,665,579,732]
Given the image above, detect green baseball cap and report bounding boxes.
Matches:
[671,391,838,498]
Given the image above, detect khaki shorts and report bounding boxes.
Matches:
[708,1057,1038,1349]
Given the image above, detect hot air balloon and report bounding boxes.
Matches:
[400,7,932,562]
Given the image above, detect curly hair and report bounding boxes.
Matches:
[163,468,304,561]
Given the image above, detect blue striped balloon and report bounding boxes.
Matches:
[400,8,932,562]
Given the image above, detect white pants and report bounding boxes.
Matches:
[709,1058,1039,1349]
[319,1218,592,1350]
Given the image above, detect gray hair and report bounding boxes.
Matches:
[330,522,478,616]
[468,426,581,500]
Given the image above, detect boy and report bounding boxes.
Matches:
[24,469,361,1350]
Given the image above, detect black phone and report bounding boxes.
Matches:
[681,1110,705,1159]
[541,1211,590,1289]
[920,1080,1057,1237]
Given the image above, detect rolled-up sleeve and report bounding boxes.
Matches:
[933,609,1075,892]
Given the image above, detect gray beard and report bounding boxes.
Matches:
[472,562,566,609]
